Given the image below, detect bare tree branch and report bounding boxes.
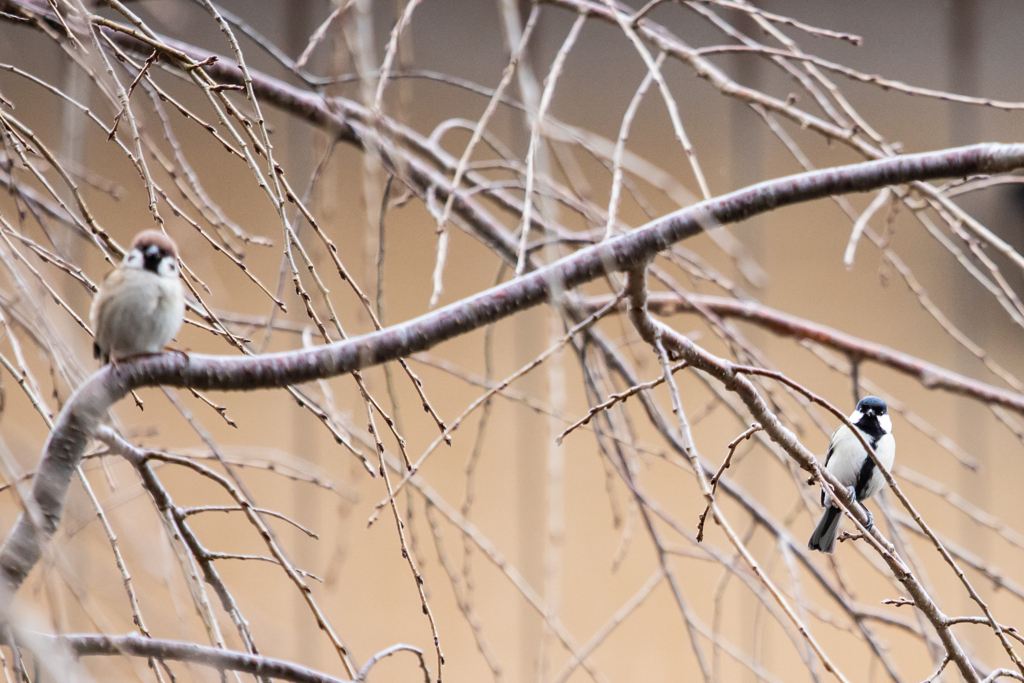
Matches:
[622,265,984,682]
[0,2,1022,680]
[28,632,351,683]
[582,291,1024,415]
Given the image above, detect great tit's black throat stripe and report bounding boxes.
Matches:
[855,414,885,440]
[842,413,885,501]
[853,455,876,501]
[852,419,883,501]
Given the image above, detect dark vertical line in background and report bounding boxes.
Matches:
[58,54,88,317]
[729,12,763,259]
[727,8,765,679]
[505,0,547,680]
[947,0,990,584]
[948,0,979,148]
[56,46,90,584]
[285,0,325,668]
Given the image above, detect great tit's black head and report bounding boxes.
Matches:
[856,396,888,417]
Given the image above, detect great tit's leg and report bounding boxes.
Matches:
[844,485,874,531]
[863,507,874,532]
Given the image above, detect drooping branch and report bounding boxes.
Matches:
[581,291,1024,414]
[621,266,981,683]
[2,142,1023,605]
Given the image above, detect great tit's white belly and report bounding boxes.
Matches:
[824,425,895,504]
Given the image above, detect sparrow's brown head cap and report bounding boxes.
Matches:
[130,230,178,258]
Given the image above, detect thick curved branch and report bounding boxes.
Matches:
[581,291,1024,414]
[0,138,1022,602]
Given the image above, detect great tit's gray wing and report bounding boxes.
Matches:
[820,429,838,506]
[820,424,850,506]
[822,424,843,467]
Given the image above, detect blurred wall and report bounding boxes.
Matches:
[0,2,1022,683]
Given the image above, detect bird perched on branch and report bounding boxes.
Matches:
[90,230,185,365]
[807,395,895,554]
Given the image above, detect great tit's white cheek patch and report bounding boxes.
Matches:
[879,414,893,434]
[849,410,863,424]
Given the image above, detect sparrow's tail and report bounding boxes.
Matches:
[808,506,843,554]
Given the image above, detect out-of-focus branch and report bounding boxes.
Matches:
[28,632,350,683]
[581,291,1024,414]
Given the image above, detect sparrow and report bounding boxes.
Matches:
[90,230,185,365]
[807,395,895,554]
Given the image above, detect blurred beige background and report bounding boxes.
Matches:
[1,2,1023,682]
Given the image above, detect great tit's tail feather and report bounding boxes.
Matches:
[808,506,842,554]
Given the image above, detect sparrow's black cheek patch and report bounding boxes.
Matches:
[142,248,170,274]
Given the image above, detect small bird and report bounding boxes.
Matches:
[807,395,895,554]
[90,230,185,365]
